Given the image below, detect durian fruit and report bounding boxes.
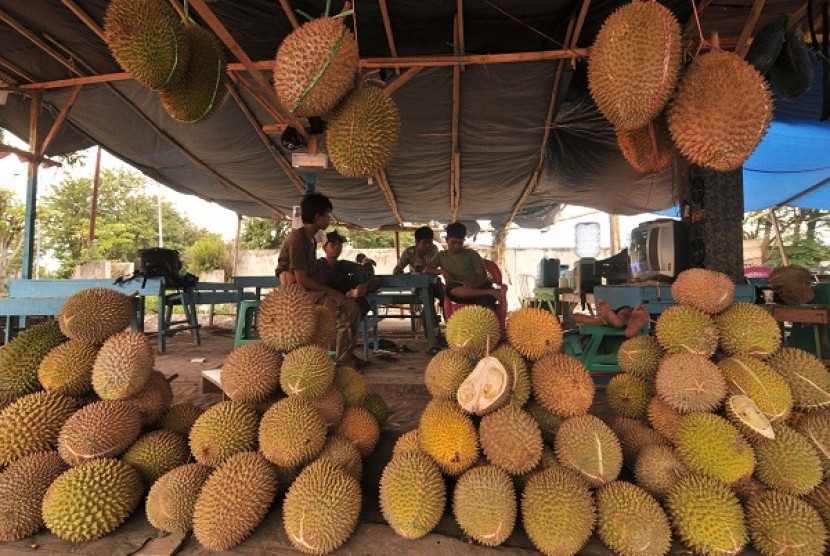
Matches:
[668,49,772,171]
[671,268,735,314]
[456,355,509,415]
[654,305,718,356]
[273,16,359,116]
[159,25,227,123]
[192,451,278,551]
[767,347,830,410]
[220,342,282,404]
[753,422,822,495]
[616,114,676,173]
[256,283,317,352]
[479,405,543,476]
[259,396,326,467]
[595,481,672,556]
[391,430,421,458]
[521,466,596,556]
[531,353,595,417]
[189,401,258,467]
[492,343,531,407]
[57,400,142,465]
[327,85,401,178]
[0,391,78,466]
[617,335,662,379]
[334,365,368,406]
[718,355,792,421]
[0,390,18,411]
[505,306,563,360]
[445,305,501,358]
[317,434,362,481]
[724,394,775,442]
[0,321,66,394]
[655,353,727,413]
[42,458,144,542]
[716,303,782,357]
[794,412,830,478]
[605,373,652,419]
[646,396,682,442]
[424,348,474,401]
[417,401,479,476]
[104,0,190,90]
[770,265,814,305]
[379,451,446,539]
[730,474,769,503]
[0,451,68,542]
[770,29,815,98]
[280,344,336,399]
[57,287,135,343]
[526,399,564,444]
[452,465,516,546]
[805,480,830,530]
[777,282,815,305]
[675,412,755,485]
[554,414,623,487]
[91,331,154,400]
[157,402,204,436]
[746,490,827,556]
[588,1,682,130]
[634,444,690,500]
[665,473,748,555]
[37,340,98,397]
[310,385,346,427]
[362,390,389,425]
[335,406,380,458]
[610,416,672,468]
[282,458,361,554]
[311,305,336,350]
[125,370,173,426]
[146,462,212,533]
[121,429,190,485]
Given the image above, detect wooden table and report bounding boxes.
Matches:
[770,304,830,361]
[364,274,440,357]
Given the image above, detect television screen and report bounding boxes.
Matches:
[629,219,689,281]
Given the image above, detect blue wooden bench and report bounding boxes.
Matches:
[171,281,239,327]
[0,277,200,353]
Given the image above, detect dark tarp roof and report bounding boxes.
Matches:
[0,0,825,227]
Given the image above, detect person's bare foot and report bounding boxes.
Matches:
[598,299,624,328]
[624,305,650,337]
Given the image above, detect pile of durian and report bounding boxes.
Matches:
[380,269,830,556]
[0,284,388,553]
[588,1,772,173]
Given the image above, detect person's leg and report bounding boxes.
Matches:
[446,282,499,311]
[624,305,650,337]
[572,313,607,326]
[318,294,363,367]
[598,299,625,328]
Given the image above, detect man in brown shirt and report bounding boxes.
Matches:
[276,193,364,368]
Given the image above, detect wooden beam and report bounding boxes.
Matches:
[59,0,105,42]
[19,73,132,90]
[186,0,309,139]
[450,15,461,221]
[456,0,465,72]
[788,2,810,31]
[0,8,82,78]
[263,123,289,134]
[227,72,288,130]
[39,84,82,156]
[378,0,400,74]
[225,82,305,194]
[382,66,423,97]
[358,49,588,68]
[278,0,300,30]
[0,54,37,83]
[375,170,404,226]
[735,0,766,59]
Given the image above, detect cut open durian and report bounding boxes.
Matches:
[457,356,509,416]
[725,394,775,441]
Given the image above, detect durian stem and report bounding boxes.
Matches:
[295,9,315,22]
[325,0,331,18]
[331,9,354,19]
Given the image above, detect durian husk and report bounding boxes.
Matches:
[588,1,682,131]
[668,50,773,172]
[616,114,676,173]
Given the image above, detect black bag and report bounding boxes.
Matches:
[136,248,198,289]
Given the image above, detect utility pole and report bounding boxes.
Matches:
[157,186,164,247]
[88,145,102,244]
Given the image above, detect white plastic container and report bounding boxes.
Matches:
[574,222,601,258]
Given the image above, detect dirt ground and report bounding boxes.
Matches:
[0,316,758,555]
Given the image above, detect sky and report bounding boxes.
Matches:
[0,137,664,249]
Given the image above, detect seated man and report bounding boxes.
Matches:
[425,221,499,311]
[572,300,651,338]
[393,225,445,304]
[312,231,382,317]
[275,193,365,368]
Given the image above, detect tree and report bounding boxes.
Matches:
[0,188,24,289]
[340,229,415,249]
[241,217,291,249]
[40,168,211,276]
[184,235,231,277]
[743,207,830,266]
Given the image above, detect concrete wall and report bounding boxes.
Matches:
[72,260,135,279]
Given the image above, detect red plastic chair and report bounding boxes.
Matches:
[443,259,508,334]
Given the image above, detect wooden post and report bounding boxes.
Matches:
[233,214,242,278]
[769,208,789,265]
[22,92,41,279]
[609,214,621,254]
[88,145,101,244]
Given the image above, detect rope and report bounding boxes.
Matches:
[291,26,348,112]
[689,0,710,57]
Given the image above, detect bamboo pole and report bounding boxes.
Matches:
[88,145,102,244]
[375,171,404,226]
[378,0,400,74]
[22,92,41,279]
[768,209,790,265]
[358,49,588,68]
[278,0,300,30]
[382,66,423,97]
[735,0,766,58]
[457,0,465,72]
[450,15,461,221]
[39,84,82,157]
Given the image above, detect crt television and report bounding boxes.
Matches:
[629,219,690,281]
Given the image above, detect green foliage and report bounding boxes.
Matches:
[743,208,830,266]
[340,229,415,249]
[242,217,290,249]
[40,168,211,277]
[183,234,231,277]
[766,236,830,267]
[0,188,24,287]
